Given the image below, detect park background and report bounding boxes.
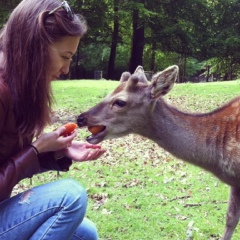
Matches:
[2,0,240,239]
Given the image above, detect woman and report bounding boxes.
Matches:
[0,0,106,239]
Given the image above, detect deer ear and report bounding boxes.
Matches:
[134,66,144,74]
[120,72,131,83]
[126,74,139,90]
[151,65,178,99]
[133,66,149,84]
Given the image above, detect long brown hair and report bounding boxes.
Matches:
[0,0,87,137]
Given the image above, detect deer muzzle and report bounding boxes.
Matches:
[77,114,87,127]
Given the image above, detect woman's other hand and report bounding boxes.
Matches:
[59,141,106,162]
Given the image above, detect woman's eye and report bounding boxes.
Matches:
[113,100,126,108]
[62,56,72,61]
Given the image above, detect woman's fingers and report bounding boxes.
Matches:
[84,148,106,160]
[54,126,66,136]
[86,144,102,149]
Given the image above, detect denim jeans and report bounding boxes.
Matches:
[0,178,98,240]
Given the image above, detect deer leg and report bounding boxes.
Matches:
[222,186,240,240]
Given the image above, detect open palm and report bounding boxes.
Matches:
[62,141,106,162]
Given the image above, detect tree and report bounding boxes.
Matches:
[107,0,119,79]
[128,0,145,73]
[0,0,21,27]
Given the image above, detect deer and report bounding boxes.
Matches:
[77,65,240,240]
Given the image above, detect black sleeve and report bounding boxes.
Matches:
[38,152,72,172]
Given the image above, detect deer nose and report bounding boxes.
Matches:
[77,115,87,127]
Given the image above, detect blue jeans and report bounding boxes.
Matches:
[0,179,98,240]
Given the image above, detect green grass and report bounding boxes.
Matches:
[52,80,119,112]
[16,80,240,239]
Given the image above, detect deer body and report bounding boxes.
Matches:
[146,99,240,187]
[77,65,240,239]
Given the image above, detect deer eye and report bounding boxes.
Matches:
[113,99,126,108]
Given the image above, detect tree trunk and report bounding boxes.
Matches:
[74,46,80,79]
[150,41,156,72]
[128,3,145,73]
[107,0,119,80]
[206,65,210,82]
[182,54,187,83]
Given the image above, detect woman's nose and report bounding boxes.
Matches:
[61,63,70,75]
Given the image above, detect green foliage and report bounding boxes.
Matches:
[0,0,21,27]
[80,44,110,72]
[3,0,240,80]
[184,58,204,79]
[206,57,240,80]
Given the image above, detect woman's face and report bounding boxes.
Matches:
[47,36,81,81]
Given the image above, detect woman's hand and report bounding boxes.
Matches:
[32,126,106,162]
[59,141,106,162]
[31,126,76,153]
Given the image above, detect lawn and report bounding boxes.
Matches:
[15,79,240,240]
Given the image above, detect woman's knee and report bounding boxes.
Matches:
[58,178,87,195]
[73,218,98,240]
[59,178,87,203]
[49,179,88,216]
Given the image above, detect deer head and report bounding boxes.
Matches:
[77,65,179,144]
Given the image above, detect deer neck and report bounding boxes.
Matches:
[140,99,219,170]
[136,96,240,186]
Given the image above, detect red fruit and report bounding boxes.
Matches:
[60,123,77,136]
[88,126,105,134]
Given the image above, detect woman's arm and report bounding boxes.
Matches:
[0,146,40,202]
[38,151,72,172]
